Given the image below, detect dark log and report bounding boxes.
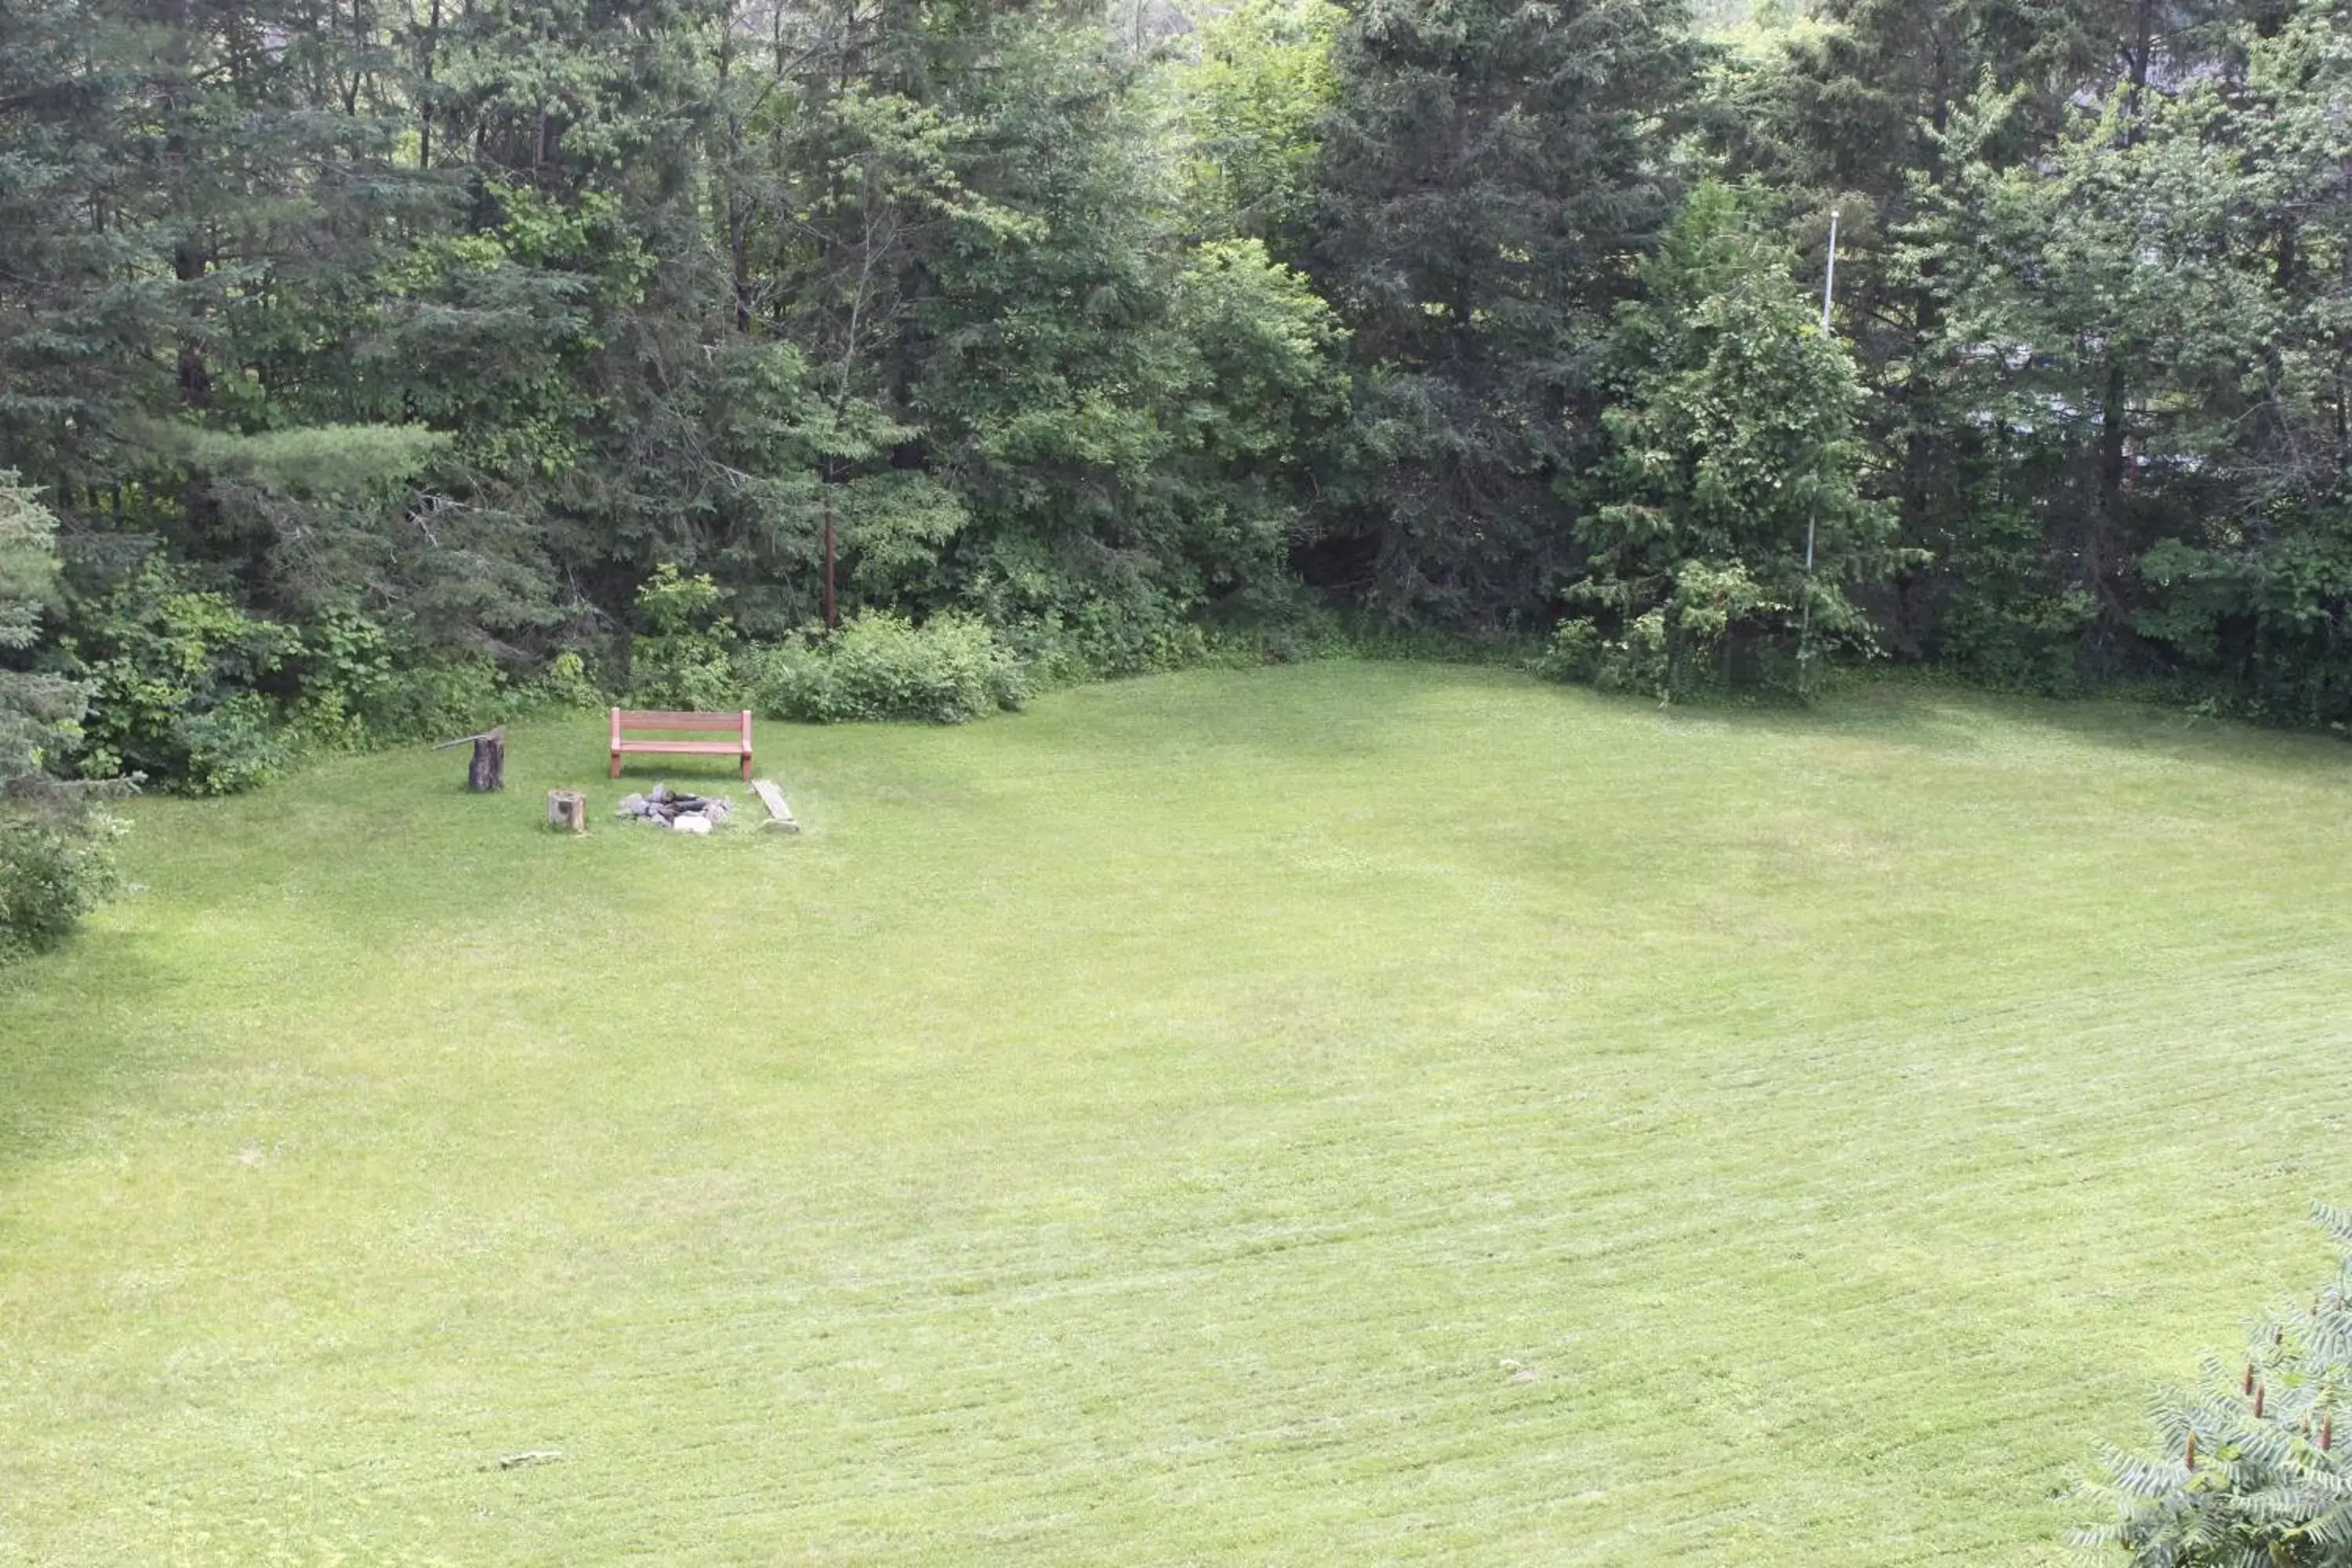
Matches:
[467,728,506,793]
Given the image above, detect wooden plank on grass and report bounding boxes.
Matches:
[751,778,800,833]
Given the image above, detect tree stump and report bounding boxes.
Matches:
[468,728,506,793]
[546,789,586,834]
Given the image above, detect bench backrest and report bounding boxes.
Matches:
[611,709,753,741]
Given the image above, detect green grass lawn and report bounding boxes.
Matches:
[4,662,2349,1565]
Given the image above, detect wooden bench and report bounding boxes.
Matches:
[608,709,754,781]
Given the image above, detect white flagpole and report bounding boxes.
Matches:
[1806,208,1839,575]
[1798,209,1840,694]
[1820,209,1840,334]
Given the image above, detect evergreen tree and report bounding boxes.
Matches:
[1305,0,1695,626]
[916,23,1343,633]
[0,0,172,503]
[2122,0,2352,722]
[1704,0,2121,657]
[1562,180,1896,695]
[0,476,119,960]
[1919,0,2352,715]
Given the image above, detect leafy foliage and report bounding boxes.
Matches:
[748,612,1025,724]
[2080,1205,2352,1567]
[67,561,300,795]
[1566,183,1899,697]
[63,554,511,793]
[0,475,120,959]
[4,0,2352,827]
[1178,0,1343,259]
[627,564,740,713]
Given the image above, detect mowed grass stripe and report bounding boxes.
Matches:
[2,662,2347,1563]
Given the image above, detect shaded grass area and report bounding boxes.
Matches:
[2,663,2348,1564]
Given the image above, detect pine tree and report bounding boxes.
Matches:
[1305,0,1696,626]
[1912,0,2352,716]
[0,0,163,500]
[1565,181,1896,696]
[0,476,120,960]
[1704,0,2121,659]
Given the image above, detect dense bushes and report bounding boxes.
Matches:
[46,551,1241,815]
[64,559,510,794]
[996,591,1221,687]
[1,475,120,961]
[0,815,122,959]
[626,566,740,714]
[67,563,298,793]
[281,609,506,753]
[623,564,1023,724]
[748,612,1025,724]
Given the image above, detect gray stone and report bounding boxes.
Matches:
[674,814,713,835]
[616,793,648,816]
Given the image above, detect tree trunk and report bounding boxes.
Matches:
[468,728,506,792]
[419,0,440,169]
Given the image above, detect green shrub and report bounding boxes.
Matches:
[1534,618,1603,684]
[282,607,397,748]
[1,471,122,960]
[627,564,738,712]
[2078,1204,2352,1566]
[67,555,522,789]
[354,657,507,742]
[1535,611,1675,698]
[747,612,1025,724]
[517,649,606,712]
[281,609,506,748]
[171,692,294,793]
[1006,593,1214,687]
[1537,583,1824,702]
[0,811,123,960]
[69,561,301,793]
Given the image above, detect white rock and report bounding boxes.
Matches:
[673,814,713,835]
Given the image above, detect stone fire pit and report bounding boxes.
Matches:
[616,782,734,833]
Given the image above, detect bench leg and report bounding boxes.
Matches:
[610,750,622,779]
[741,753,753,782]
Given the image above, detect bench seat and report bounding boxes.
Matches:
[609,709,754,781]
